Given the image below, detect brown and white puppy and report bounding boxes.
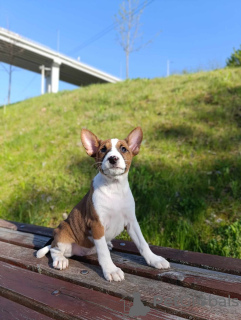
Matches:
[36,127,170,281]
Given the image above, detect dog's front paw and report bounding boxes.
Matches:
[103,265,125,282]
[147,254,170,269]
[53,256,69,270]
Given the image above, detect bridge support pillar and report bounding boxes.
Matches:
[39,59,61,94]
[51,61,60,93]
[45,71,51,93]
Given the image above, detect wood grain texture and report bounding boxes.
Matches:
[0,220,18,231]
[112,239,241,276]
[78,250,241,300]
[0,295,54,320]
[2,219,241,276]
[0,261,183,320]
[0,219,53,237]
[1,228,241,301]
[0,242,240,320]
[0,228,51,249]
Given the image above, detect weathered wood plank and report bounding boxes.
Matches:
[0,219,18,231]
[2,219,241,276]
[78,250,241,300]
[0,295,54,320]
[0,228,50,250]
[112,240,241,276]
[0,261,131,320]
[0,261,183,320]
[1,228,241,301]
[0,219,53,237]
[0,242,239,320]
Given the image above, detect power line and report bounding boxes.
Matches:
[80,0,154,51]
[20,74,38,95]
[67,0,154,55]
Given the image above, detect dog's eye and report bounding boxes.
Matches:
[121,146,127,153]
[100,146,107,153]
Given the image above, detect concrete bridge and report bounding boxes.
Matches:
[0,28,120,94]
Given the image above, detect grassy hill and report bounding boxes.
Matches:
[1,68,241,258]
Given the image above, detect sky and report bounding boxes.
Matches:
[0,0,240,105]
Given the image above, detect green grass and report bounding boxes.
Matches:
[1,68,241,257]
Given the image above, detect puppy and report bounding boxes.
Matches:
[36,127,170,281]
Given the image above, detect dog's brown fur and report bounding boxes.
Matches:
[51,183,104,248]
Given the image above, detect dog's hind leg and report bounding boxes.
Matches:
[107,241,113,251]
[50,243,72,270]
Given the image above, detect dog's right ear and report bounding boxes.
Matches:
[81,129,100,157]
[125,127,143,156]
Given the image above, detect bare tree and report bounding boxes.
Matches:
[1,62,14,105]
[0,33,23,104]
[115,0,159,79]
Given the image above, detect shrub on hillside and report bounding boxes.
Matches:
[226,46,241,67]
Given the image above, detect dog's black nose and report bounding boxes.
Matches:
[108,156,119,164]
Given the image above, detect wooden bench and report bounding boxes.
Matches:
[0,219,241,319]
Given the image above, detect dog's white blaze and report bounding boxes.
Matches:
[101,138,126,176]
[111,139,120,154]
[110,138,126,169]
[111,138,119,149]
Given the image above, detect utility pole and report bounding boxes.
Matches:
[166,59,170,77]
[166,60,173,77]
[120,61,123,79]
[8,64,12,104]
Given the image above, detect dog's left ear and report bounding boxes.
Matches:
[81,129,100,157]
[125,127,143,156]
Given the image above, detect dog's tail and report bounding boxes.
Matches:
[36,245,51,258]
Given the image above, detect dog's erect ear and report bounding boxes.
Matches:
[125,127,143,156]
[81,129,100,157]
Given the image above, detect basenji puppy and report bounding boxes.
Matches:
[36,127,170,281]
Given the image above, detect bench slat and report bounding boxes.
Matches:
[2,219,241,275]
[0,295,54,320]
[78,250,241,300]
[0,241,240,320]
[0,227,51,249]
[0,219,53,237]
[0,261,183,320]
[2,227,241,300]
[112,240,241,275]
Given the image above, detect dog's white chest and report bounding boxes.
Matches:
[92,173,134,241]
